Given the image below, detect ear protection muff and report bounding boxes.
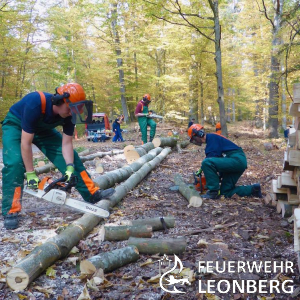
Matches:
[51,88,70,106]
[192,128,205,138]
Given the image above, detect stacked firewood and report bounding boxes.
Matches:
[265,83,300,219]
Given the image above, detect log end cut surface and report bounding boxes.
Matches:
[152,138,161,148]
[188,196,203,207]
[80,260,97,275]
[7,267,29,291]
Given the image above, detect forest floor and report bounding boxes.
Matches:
[0,120,299,300]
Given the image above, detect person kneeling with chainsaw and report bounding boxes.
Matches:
[188,124,262,200]
[1,83,115,230]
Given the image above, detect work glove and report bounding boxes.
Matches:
[64,164,77,183]
[195,168,202,177]
[26,171,40,189]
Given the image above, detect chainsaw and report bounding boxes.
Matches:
[193,171,207,194]
[23,176,110,218]
[147,113,164,119]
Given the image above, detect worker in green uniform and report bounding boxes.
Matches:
[135,94,156,144]
[188,124,263,200]
[1,83,115,230]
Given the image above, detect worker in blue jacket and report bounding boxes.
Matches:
[188,124,262,200]
[112,117,124,142]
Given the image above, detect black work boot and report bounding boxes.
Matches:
[201,190,220,200]
[90,188,115,204]
[252,183,262,198]
[4,213,19,230]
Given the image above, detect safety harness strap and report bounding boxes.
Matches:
[37,91,46,114]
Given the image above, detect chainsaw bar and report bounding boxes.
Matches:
[24,186,109,218]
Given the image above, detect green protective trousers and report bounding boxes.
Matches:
[138,105,156,144]
[201,148,253,198]
[1,112,98,216]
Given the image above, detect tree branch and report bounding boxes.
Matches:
[256,0,275,29]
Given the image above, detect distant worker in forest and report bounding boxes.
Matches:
[215,122,222,135]
[112,116,124,142]
[1,83,115,230]
[188,118,195,128]
[188,124,262,200]
[135,94,156,144]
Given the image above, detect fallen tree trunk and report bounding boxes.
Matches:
[128,237,186,255]
[174,174,202,208]
[94,147,163,190]
[99,225,152,241]
[34,149,124,175]
[152,137,177,148]
[124,142,155,163]
[80,246,139,274]
[7,148,172,291]
[121,216,175,231]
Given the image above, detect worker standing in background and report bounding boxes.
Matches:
[216,122,222,135]
[135,94,156,144]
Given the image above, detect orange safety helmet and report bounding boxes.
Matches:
[56,83,86,104]
[188,124,204,139]
[143,94,151,102]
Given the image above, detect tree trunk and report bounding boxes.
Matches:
[128,237,186,255]
[94,147,163,190]
[174,174,203,208]
[7,148,172,291]
[122,216,175,231]
[208,0,228,137]
[268,0,283,138]
[34,150,124,175]
[152,137,177,148]
[111,2,129,122]
[80,246,139,274]
[100,225,152,241]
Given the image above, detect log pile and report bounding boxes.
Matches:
[6,148,173,291]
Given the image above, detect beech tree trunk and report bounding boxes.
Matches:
[34,149,124,175]
[128,237,186,255]
[100,225,153,241]
[7,148,172,291]
[152,137,177,148]
[122,216,175,231]
[80,246,139,274]
[174,174,203,207]
[94,147,163,190]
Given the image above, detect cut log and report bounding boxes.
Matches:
[264,193,272,205]
[174,174,202,207]
[293,83,300,104]
[124,142,155,163]
[294,208,300,252]
[94,147,163,190]
[78,149,90,156]
[287,187,300,205]
[34,149,124,175]
[95,162,104,174]
[7,147,172,291]
[289,150,300,167]
[289,102,300,117]
[80,246,139,274]
[99,225,153,241]
[152,137,177,148]
[278,172,296,188]
[272,179,287,194]
[277,200,294,218]
[121,216,175,231]
[128,237,186,255]
[37,161,45,167]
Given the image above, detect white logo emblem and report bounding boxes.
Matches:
[159,254,191,294]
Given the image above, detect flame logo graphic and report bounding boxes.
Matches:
[159,254,189,294]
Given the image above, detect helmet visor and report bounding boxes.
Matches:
[69,100,93,124]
